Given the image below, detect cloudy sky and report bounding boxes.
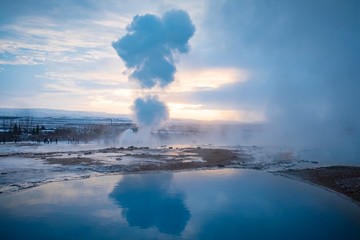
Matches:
[0,0,358,127]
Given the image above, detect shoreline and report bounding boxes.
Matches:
[1,145,359,206]
[0,146,251,194]
[276,166,360,205]
[3,164,360,208]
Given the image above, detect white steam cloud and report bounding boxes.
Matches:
[133,95,168,127]
[113,9,195,128]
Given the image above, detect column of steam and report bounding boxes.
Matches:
[112,10,195,134]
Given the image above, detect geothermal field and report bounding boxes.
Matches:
[0,113,360,202]
[1,0,360,239]
[1,112,360,239]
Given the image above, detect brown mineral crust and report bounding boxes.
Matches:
[186,148,239,163]
[128,148,241,172]
[45,157,103,166]
[42,148,242,171]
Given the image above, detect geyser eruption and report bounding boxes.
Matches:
[133,95,169,127]
[113,9,195,130]
[112,9,195,89]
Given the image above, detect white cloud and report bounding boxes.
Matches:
[0,1,264,122]
[0,14,128,65]
[168,102,265,122]
[172,67,249,92]
[38,68,128,85]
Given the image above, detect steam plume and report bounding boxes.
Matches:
[133,95,169,127]
[113,9,195,128]
[113,9,195,89]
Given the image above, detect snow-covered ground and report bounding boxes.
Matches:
[2,140,353,194]
[0,142,205,194]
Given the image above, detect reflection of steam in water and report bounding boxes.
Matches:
[109,172,191,235]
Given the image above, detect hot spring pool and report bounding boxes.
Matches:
[1,169,360,239]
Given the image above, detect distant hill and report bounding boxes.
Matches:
[0,108,130,120]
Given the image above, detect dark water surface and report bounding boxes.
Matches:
[1,169,360,239]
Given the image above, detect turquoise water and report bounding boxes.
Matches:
[0,169,360,239]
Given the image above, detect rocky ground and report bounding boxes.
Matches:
[0,145,253,193]
[0,146,247,170]
[1,144,359,206]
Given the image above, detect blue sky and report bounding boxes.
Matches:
[0,0,359,133]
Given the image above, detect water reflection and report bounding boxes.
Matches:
[1,170,360,239]
[109,172,191,235]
